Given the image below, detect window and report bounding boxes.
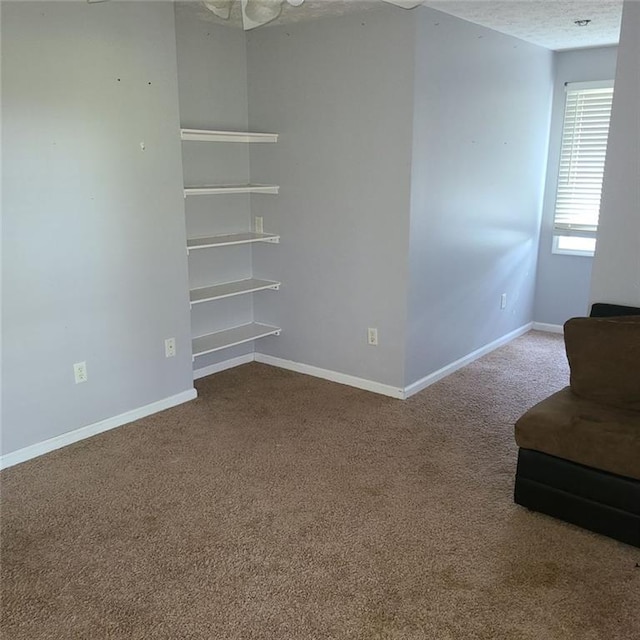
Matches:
[552,80,614,256]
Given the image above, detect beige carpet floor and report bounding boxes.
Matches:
[1,331,638,639]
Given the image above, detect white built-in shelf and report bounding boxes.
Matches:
[187,232,280,252]
[190,278,280,306]
[181,129,278,143]
[184,184,279,197]
[192,323,281,359]
[181,123,281,364]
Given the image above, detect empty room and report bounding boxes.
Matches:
[1,0,639,638]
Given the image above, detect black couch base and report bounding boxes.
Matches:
[515,449,640,548]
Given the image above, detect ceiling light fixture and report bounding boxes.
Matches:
[203,0,425,31]
[574,19,592,27]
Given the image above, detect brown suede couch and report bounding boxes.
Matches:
[514,305,640,547]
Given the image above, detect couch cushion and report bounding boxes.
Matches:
[564,315,640,410]
[515,387,640,480]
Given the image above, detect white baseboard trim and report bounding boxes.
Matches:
[403,322,534,399]
[254,352,405,399]
[532,322,564,334]
[0,388,198,471]
[193,353,255,380]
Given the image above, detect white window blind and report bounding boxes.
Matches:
[554,80,614,236]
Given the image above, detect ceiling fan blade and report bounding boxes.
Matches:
[382,0,424,8]
[242,0,284,30]
[203,0,234,20]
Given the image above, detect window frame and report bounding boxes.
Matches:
[551,79,614,257]
[551,234,597,257]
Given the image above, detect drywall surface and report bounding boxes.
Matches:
[406,7,553,385]
[590,1,640,307]
[246,6,415,389]
[1,1,192,455]
[534,46,618,325]
[174,5,256,373]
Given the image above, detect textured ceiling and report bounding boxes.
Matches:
[180,0,623,51]
[422,0,622,50]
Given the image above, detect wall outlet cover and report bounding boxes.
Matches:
[73,361,88,384]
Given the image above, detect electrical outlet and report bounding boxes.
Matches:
[73,361,88,384]
[165,337,176,358]
[500,293,507,310]
[254,216,264,234]
[367,327,378,346]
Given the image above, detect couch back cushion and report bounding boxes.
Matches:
[564,316,640,410]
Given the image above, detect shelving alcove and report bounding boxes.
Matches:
[180,128,281,363]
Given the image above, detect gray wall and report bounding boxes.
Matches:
[174,4,256,374]
[590,1,640,307]
[246,6,416,389]
[405,7,553,385]
[1,1,193,455]
[534,46,618,325]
